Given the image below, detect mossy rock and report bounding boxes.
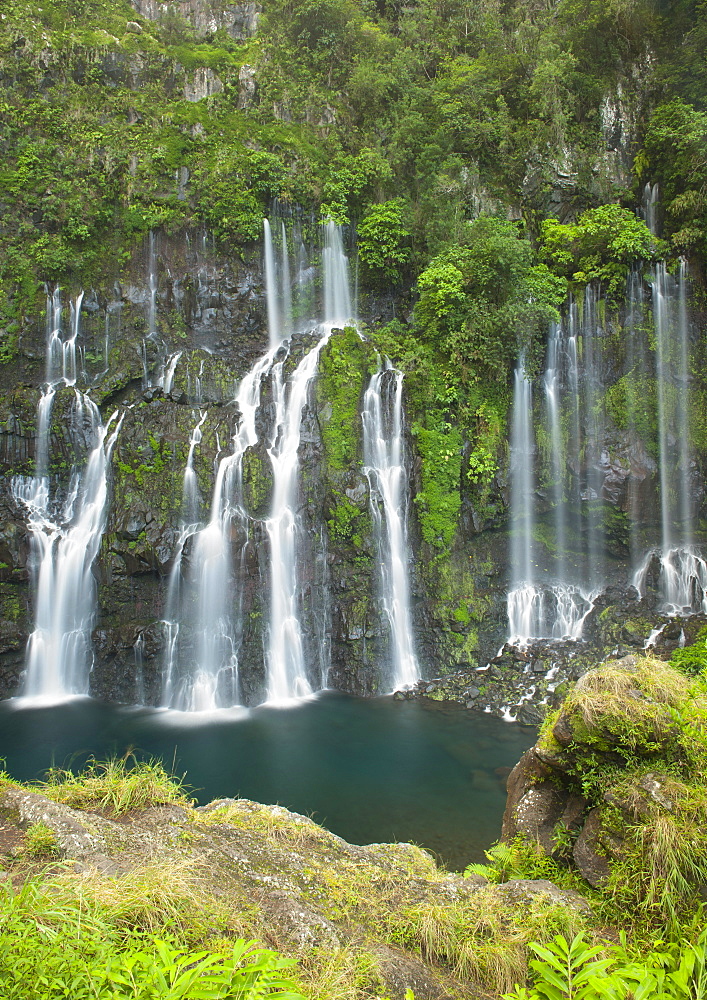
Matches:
[507,654,707,931]
[317,327,378,473]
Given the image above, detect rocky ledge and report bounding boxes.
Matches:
[0,786,589,999]
[501,653,707,918]
[2,652,705,996]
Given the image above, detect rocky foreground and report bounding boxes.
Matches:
[1,652,705,998]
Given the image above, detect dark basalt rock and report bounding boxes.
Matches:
[502,748,587,855]
[572,808,611,888]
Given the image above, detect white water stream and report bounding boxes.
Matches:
[14,290,123,699]
[362,361,419,690]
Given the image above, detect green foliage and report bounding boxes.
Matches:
[356,199,412,284]
[42,754,191,815]
[465,837,580,886]
[503,928,707,1000]
[605,371,658,454]
[0,874,305,1000]
[410,414,463,548]
[540,206,664,298]
[638,100,707,256]
[99,938,305,1000]
[416,217,566,376]
[317,325,373,471]
[516,933,614,1000]
[327,491,366,545]
[671,627,707,678]
[465,841,526,882]
[21,823,59,859]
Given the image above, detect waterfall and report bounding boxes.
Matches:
[264,221,354,701]
[580,286,606,590]
[507,328,596,644]
[625,268,649,564]
[544,324,566,583]
[159,220,359,709]
[263,222,354,701]
[14,399,123,700]
[162,349,277,711]
[182,410,207,523]
[148,230,157,340]
[13,289,124,700]
[632,258,706,612]
[507,360,536,641]
[264,219,281,349]
[363,362,419,690]
[161,351,182,395]
[143,231,169,387]
[322,221,353,325]
[281,221,292,338]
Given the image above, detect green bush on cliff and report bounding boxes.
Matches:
[356,199,412,285]
[637,99,707,256]
[411,415,463,548]
[416,217,566,373]
[534,658,707,933]
[539,206,664,298]
[317,326,375,471]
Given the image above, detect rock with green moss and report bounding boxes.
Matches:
[0,775,592,999]
[503,654,707,930]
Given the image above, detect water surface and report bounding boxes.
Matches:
[0,692,534,869]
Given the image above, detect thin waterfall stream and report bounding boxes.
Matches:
[362,361,419,690]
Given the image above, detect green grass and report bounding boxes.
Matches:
[40,754,192,815]
[0,874,306,1000]
[21,822,59,859]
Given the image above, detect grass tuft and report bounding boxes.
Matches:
[40,754,192,815]
[21,822,59,859]
[387,888,588,995]
[61,858,207,935]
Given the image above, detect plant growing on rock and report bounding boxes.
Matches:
[505,655,707,934]
[41,754,191,815]
[21,822,59,859]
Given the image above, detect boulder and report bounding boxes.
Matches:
[502,748,587,853]
[572,808,610,888]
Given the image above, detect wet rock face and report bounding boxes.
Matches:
[0,222,706,709]
[401,582,707,722]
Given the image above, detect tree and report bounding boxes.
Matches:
[357,199,412,285]
[539,204,664,297]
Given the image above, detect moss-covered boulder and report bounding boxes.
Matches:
[503,654,707,929]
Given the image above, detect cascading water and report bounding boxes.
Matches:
[545,324,566,583]
[161,347,278,711]
[631,185,706,613]
[580,286,606,590]
[507,360,535,642]
[263,219,282,349]
[265,222,354,702]
[13,291,123,699]
[507,325,597,644]
[160,220,356,709]
[362,362,419,691]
